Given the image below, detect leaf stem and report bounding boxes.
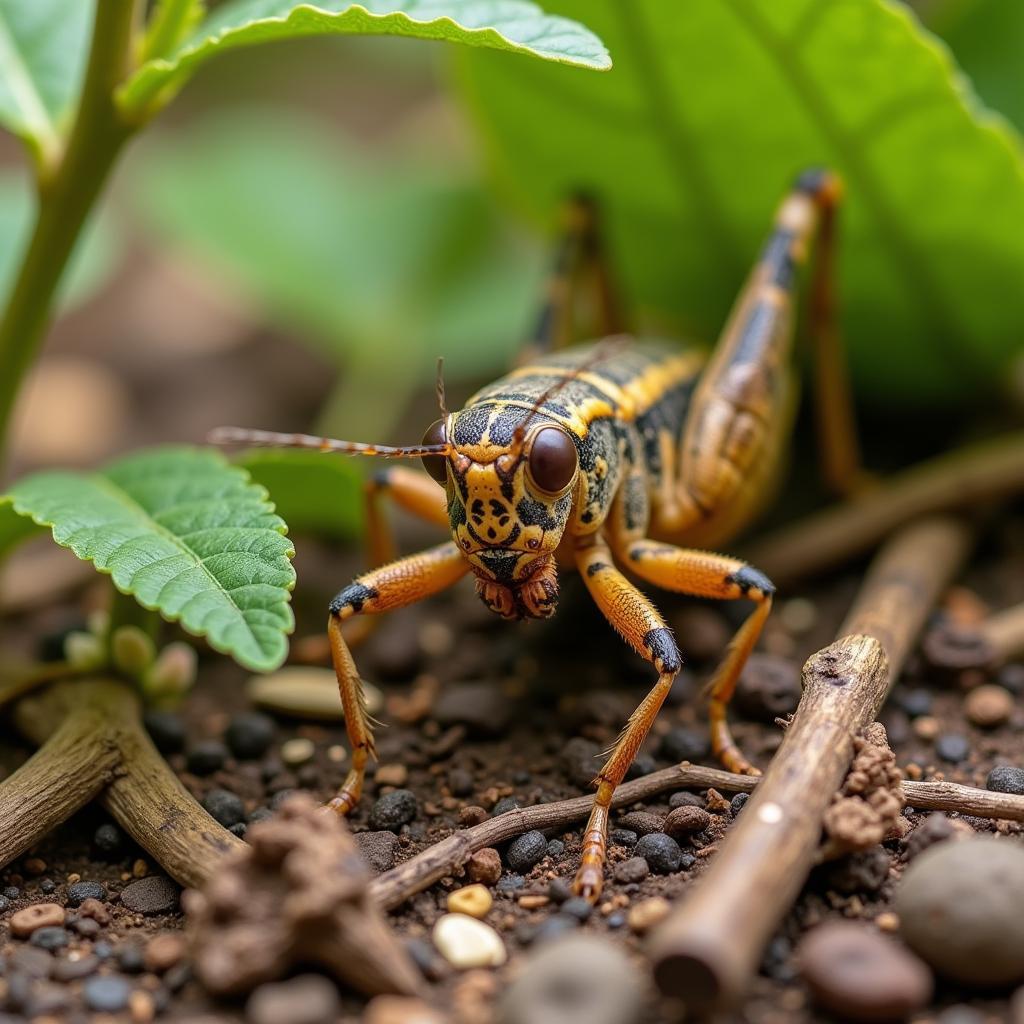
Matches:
[140,0,201,64]
[0,0,138,472]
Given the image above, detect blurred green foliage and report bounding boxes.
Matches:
[457,0,1024,406]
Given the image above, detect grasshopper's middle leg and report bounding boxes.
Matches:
[326,541,469,814]
[573,541,681,901]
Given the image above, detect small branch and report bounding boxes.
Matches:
[0,0,137,465]
[0,696,121,867]
[982,601,1024,665]
[743,431,1024,584]
[647,516,972,1011]
[9,677,244,888]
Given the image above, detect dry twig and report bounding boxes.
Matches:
[3,677,244,888]
[647,515,972,1010]
[744,430,1023,583]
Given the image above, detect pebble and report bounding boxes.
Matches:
[658,727,709,763]
[65,880,106,906]
[78,897,110,924]
[364,995,446,1024]
[202,788,246,827]
[894,686,933,718]
[93,823,125,857]
[664,805,711,838]
[964,684,1014,728]
[563,737,602,789]
[143,710,186,754]
[618,811,663,836]
[493,796,520,815]
[506,831,548,873]
[627,897,670,934]
[466,848,502,885]
[185,739,228,776]
[613,857,650,884]
[448,767,474,796]
[625,752,657,779]
[798,922,931,1021]
[896,836,1024,985]
[433,913,507,968]
[355,830,399,873]
[610,828,637,848]
[246,974,340,1024]
[498,934,645,1024]
[669,791,705,809]
[144,932,187,973]
[30,925,69,950]
[434,682,511,736]
[986,764,1024,795]
[496,874,526,894]
[821,847,891,894]
[735,653,801,720]
[559,897,593,922]
[120,875,180,915]
[83,975,132,1013]
[52,954,100,981]
[545,838,565,857]
[375,763,409,787]
[912,715,940,741]
[634,833,683,874]
[225,711,276,759]
[448,884,493,918]
[281,737,315,766]
[10,903,64,937]
[902,812,972,861]
[118,945,146,973]
[730,792,750,816]
[368,789,418,831]
[935,733,970,763]
[248,666,382,720]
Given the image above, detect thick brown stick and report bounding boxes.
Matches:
[648,516,972,1010]
[10,678,245,888]
[0,700,121,868]
[744,431,1022,583]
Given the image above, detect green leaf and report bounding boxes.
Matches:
[2,447,296,671]
[0,499,38,562]
[0,0,94,166]
[130,108,544,437]
[0,168,119,311]
[457,0,1024,406]
[239,448,363,539]
[920,0,1024,132]
[119,0,610,118]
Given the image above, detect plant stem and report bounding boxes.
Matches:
[140,0,199,63]
[0,0,137,471]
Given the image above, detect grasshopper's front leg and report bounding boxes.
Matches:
[326,542,469,815]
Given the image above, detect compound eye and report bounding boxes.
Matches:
[420,419,448,485]
[528,427,578,494]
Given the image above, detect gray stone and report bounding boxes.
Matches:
[896,836,1024,986]
[355,830,399,873]
[120,875,180,915]
[499,934,645,1024]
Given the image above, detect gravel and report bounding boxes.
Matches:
[66,881,106,906]
[367,789,418,831]
[120,876,180,916]
[185,740,228,776]
[634,833,684,874]
[225,711,276,759]
[986,765,1024,795]
[83,976,131,1013]
[202,788,246,827]
[506,831,548,873]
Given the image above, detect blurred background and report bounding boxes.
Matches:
[2,0,1022,537]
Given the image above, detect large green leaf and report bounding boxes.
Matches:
[0,169,119,311]
[130,109,545,435]
[457,0,1024,406]
[919,0,1024,132]
[119,0,610,117]
[0,0,93,166]
[2,447,296,671]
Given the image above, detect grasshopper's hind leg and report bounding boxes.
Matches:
[326,542,469,814]
[572,541,682,901]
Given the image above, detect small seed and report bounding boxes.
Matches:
[447,884,493,918]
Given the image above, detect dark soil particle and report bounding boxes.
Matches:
[92,823,125,856]
[935,733,971,763]
[986,764,1024,794]
[202,787,246,827]
[634,833,684,874]
[367,789,418,831]
[505,830,548,872]
[224,710,276,759]
[119,876,180,915]
[30,926,69,950]
[142,710,186,754]
[185,739,228,775]
[66,880,106,905]
[658,726,709,763]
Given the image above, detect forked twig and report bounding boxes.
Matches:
[3,678,244,888]
[647,516,972,1010]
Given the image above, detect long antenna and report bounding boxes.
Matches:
[208,426,451,459]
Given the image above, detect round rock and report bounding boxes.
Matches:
[225,711,276,759]
[432,913,507,969]
[246,974,340,1024]
[798,921,932,1021]
[202,788,246,828]
[498,934,645,1024]
[66,880,106,906]
[634,832,683,874]
[506,831,547,873]
[367,790,418,832]
[120,875,180,915]
[986,765,1024,795]
[83,976,131,1013]
[10,903,64,938]
[963,685,1013,728]
[896,836,1024,985]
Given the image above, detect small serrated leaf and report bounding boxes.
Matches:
[2,446,296,672]
[118,0,610,118]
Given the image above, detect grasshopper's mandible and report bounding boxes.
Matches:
[214,169,862,901]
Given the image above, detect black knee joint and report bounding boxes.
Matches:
[644,627,683,675]
[329,581,376,616]
[727,566,776,598]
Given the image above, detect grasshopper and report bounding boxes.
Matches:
[214,169,862,900]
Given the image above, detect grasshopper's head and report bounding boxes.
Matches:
[421,411,579,621]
